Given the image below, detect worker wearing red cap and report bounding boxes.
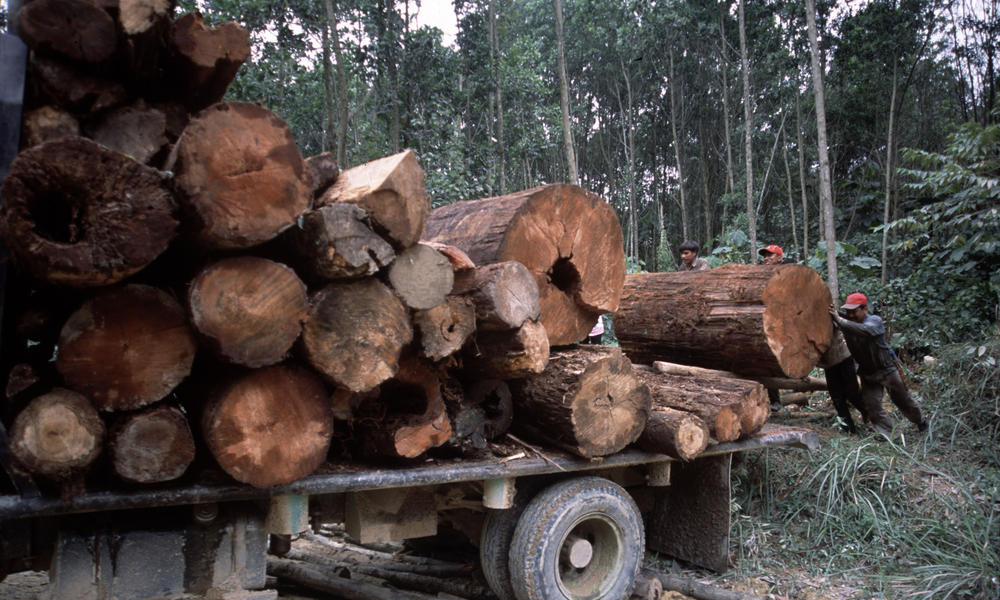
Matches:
[759,244,783,265]
[830,292,928,436]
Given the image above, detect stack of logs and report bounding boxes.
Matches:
[0,0,832,498]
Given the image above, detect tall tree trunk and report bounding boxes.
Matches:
[699,122,712,247]
[326,0,349,165]
[881,64,898,285]
[805,0,839,300]
[795,84,809,258]
[719,5,736,196]
[738,0,756,262]
[668,49,689,243]
[552,0,578,184]
[321,1,336,153]
[782,129,799,258]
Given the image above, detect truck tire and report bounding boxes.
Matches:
[480,479,545,600]
[508,477,644,600]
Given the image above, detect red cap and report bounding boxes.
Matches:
[841,292,868,310]
[758,244,783,258]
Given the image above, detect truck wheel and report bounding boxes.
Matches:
[508,477,644,600]
[480,479,544,600]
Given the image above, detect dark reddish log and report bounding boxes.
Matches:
[637,405,710,461]
[88,102,168,165]
[9,388,105,482]
[0,136,178,287]
[424,184,625,346]
[168,13,250,111]
[452,261,540,331]
[21,106,79,147]
[302,279,412,393]
[652,361,828,392]
[188,257,308,368]
[388,243,454,310]
[357,356,452,459]
[317,150,429,249]
[202,364,333,487]
[304,151,340,196]
[510,346,650,458]
[108,404,195,484]
[615,265,833,378]
[288,204,395,280]
[421,241,476,271]
[117,0,175,88]
[26,55,127,115]
[18,0,118,64]
[462,319,549,379]
[413,296,476,361]
[56,284,197,412]
[168,102,311,249]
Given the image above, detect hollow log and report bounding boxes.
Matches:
[465,378,513,440]
[510,346,650,458]
[0,136,178,287]
[168,13,250,111]
[637,405,710,461]
[168,102,311,249]
[303,278,413,393]
[18,0,118,64]
[462,319,549,380]
[21,106,79,148]
[388,243,454,310]
[108,404,195,484]
[289,204,395,280]
[452,261,540,331]
[56,284,197,412]
[188,257,308,368]
[424,184,625,346]
[304,151,340,196]
[652,361,828,392]
[88,102,168,165]
[317,149,429,250]
[9,389,105,482]
[615,265,832,378]
[413,296,476,361]
[26,55,127,115]
[202,364,332,488]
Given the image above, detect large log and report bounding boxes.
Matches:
[202,364,333,488]
[9,388,105,482]
[21,106,79,148]
[510,346,650,458]
[387,243,454,310]
[304,151,340,196]
[168,13,250,111]
[288,204,395,281]
[424,184,625,346]
[317,150,429,249]
[462,319,549,379]
[0,136,178,287]
[615,265,832,378]
[637,405,710,461]
[452,261,540,331]
[18,0,118,64]
[412,296,476,361]
[56,284,197,412]
[108,404,195,484]
[168,102,311,249]
[26,55,127,115]
[117,0,175,89]
[652,361,828,392]
[188,257,308,368]
[88,102,168,165]
[302,279,412,393]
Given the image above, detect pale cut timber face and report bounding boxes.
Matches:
[760,265,833,378]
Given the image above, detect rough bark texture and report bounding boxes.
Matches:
[27,54,127,115]
[18,0,118,64]
[169,102,310,249]
[9,388,105,481]
[413,296,476,361]
[0,136,178,287]
[88,103,168,165]
[168,12,250,111]
[304,151,340,196]
[117,0,175,88]
[615,265,832,378]
[289,204,395,280]
[637,405,710,461]
[462,319,549,380]
[451,261,540,331]
[188,256,308,367]
[56,284,197,412]
[653,361,828,392]
[202,364,333,488]
[302,279,413,393]
[421,241,475,271]
[108,404,195,484]
[21,106,79,148]
[424,184,625,346]
[510,346,651,458]
[387,243,454,310]
[317,149,429,249]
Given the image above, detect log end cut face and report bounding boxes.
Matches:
[111,405,195,483]
[760,265,833,378]
[10,389,105,480]
[568,349,651,457]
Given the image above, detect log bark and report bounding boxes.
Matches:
[202,364,333,488]
[413,296,476,361]
[289,204,395,280]
[9,388,105,482]
[652,361,828,392]
[388,243,454,310]
[26,54,127,115]
[637,404,710,461]
[117,0,175,89]
[510,346,651,458]
[0,136,178,287]
[317,149,429,250]
[424,184,625,346]
[421,241,475,271]
[21,106,79,148]
[18,0,118,64]
[452,261,540,331]
[267,557,433,600]
[462,319,549,379]
[88,102,168,165]
[168,12,250,111]
[440,377,512,455]
[303,279,413,393]
[188,256,308,368]
[642,569,765,600]
[168,101,311,249]
[56,284,197,412]
[466,378,513,440]
[615,265,832,378]
[304,151,340,196]
[108,404,195,484]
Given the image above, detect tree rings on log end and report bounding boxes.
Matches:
[760,264,833,378]
[109,404,195,484]
[10,388,105,481]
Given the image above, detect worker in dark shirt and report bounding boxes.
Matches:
[829,292,928,436]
